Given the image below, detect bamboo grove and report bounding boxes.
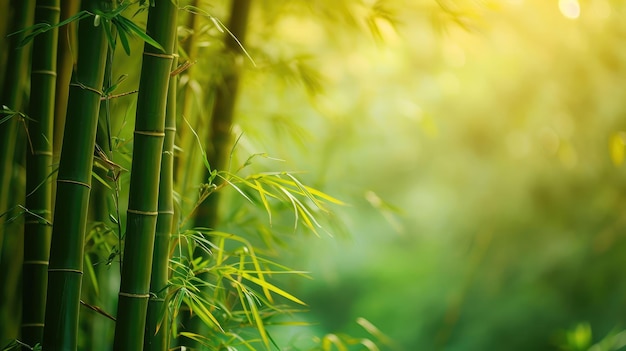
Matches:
[0,0,402,350]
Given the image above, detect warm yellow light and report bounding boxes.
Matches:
[559,0,581,19]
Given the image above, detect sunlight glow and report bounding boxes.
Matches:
[559,0,581,19]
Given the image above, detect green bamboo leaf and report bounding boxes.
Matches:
[94,3,129,20]
[183,116,212,173]
[102,18,115,51]
[231,173,279,199]
[116,15,164,52]
[83,254,100,296]
[322,334,348,351]
[115,21,131,55]
[91,171,112,190]
[277,186,323,235]
[269,175,346,205]
[240,272,306,306]
[359,339,380,351]
[187,293,224,332]
[219,174,254,204]
[253,179,272,224]
[233,283,269,349]
[284,173,328,212]
[177,332,211,347]
[13,10,90,48]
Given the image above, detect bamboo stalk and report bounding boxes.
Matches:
[187,0,252,344]
[145,52,178,351]
[53,0,79,158]
[194,0,251,229]
[0,0,35,266]
[112,0,177,349]
[42,0,110,349]
[22,0,60,347]
[173,0,200,197]
[0,0,35,344]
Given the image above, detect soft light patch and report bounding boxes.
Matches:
[559,0,581,19]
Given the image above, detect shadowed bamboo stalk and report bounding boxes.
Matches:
[22,0,60,347]
[52,0,79,157]
[0,0,35,264]
[112,0,177,349]
[145,52,178,351]
[42,0,110,349]
[0,1,35,344]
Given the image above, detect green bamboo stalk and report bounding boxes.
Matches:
[193,0,251,230]
[0,1,35,345]
[0,0,13,93]
[0,0,35,266]
[22,0,60,347]
[173,0,200,198]
[53,0,79,157]
[145,52,178,351]
[42,0,110,349]
[187,0,252,344]
[112,1,178,349]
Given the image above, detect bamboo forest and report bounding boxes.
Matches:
[2,0,626,350]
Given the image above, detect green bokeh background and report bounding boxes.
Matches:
[227,0,626,350]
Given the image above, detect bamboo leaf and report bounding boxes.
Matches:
[83,255,100,296]
[219,174,254,204]
[183,116,212,173]
[284,172,328,212]
[241,272,306,306]
[13,11,90,48]
[232,283,270,349]
[91,171,112,190]
[269,174,347,205]
[254,179,272,224]
[102,19,116,51]
[322,334,348,351]
[115,21,131,55]
[116,15,164,52]
[187,293,224,332]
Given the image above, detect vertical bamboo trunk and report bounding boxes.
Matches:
[53,0,80,158]
[0,0,35,264]
[186,0,252,344]
[42,0,110,349]
[145,53,178,351]
[112,0,177,349]
[0,0,12,94]
[22,0,60,347]
[0,1,35,345]
[173,0,199,194]
[194,0,251,229]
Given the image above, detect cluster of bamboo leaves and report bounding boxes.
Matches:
[0,0,403,350]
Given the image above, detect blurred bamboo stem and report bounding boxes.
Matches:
[186,0,252,345]
[0,0,35,344]
[174,0,201,202]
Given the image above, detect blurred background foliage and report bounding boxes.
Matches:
[222,0,626,350]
